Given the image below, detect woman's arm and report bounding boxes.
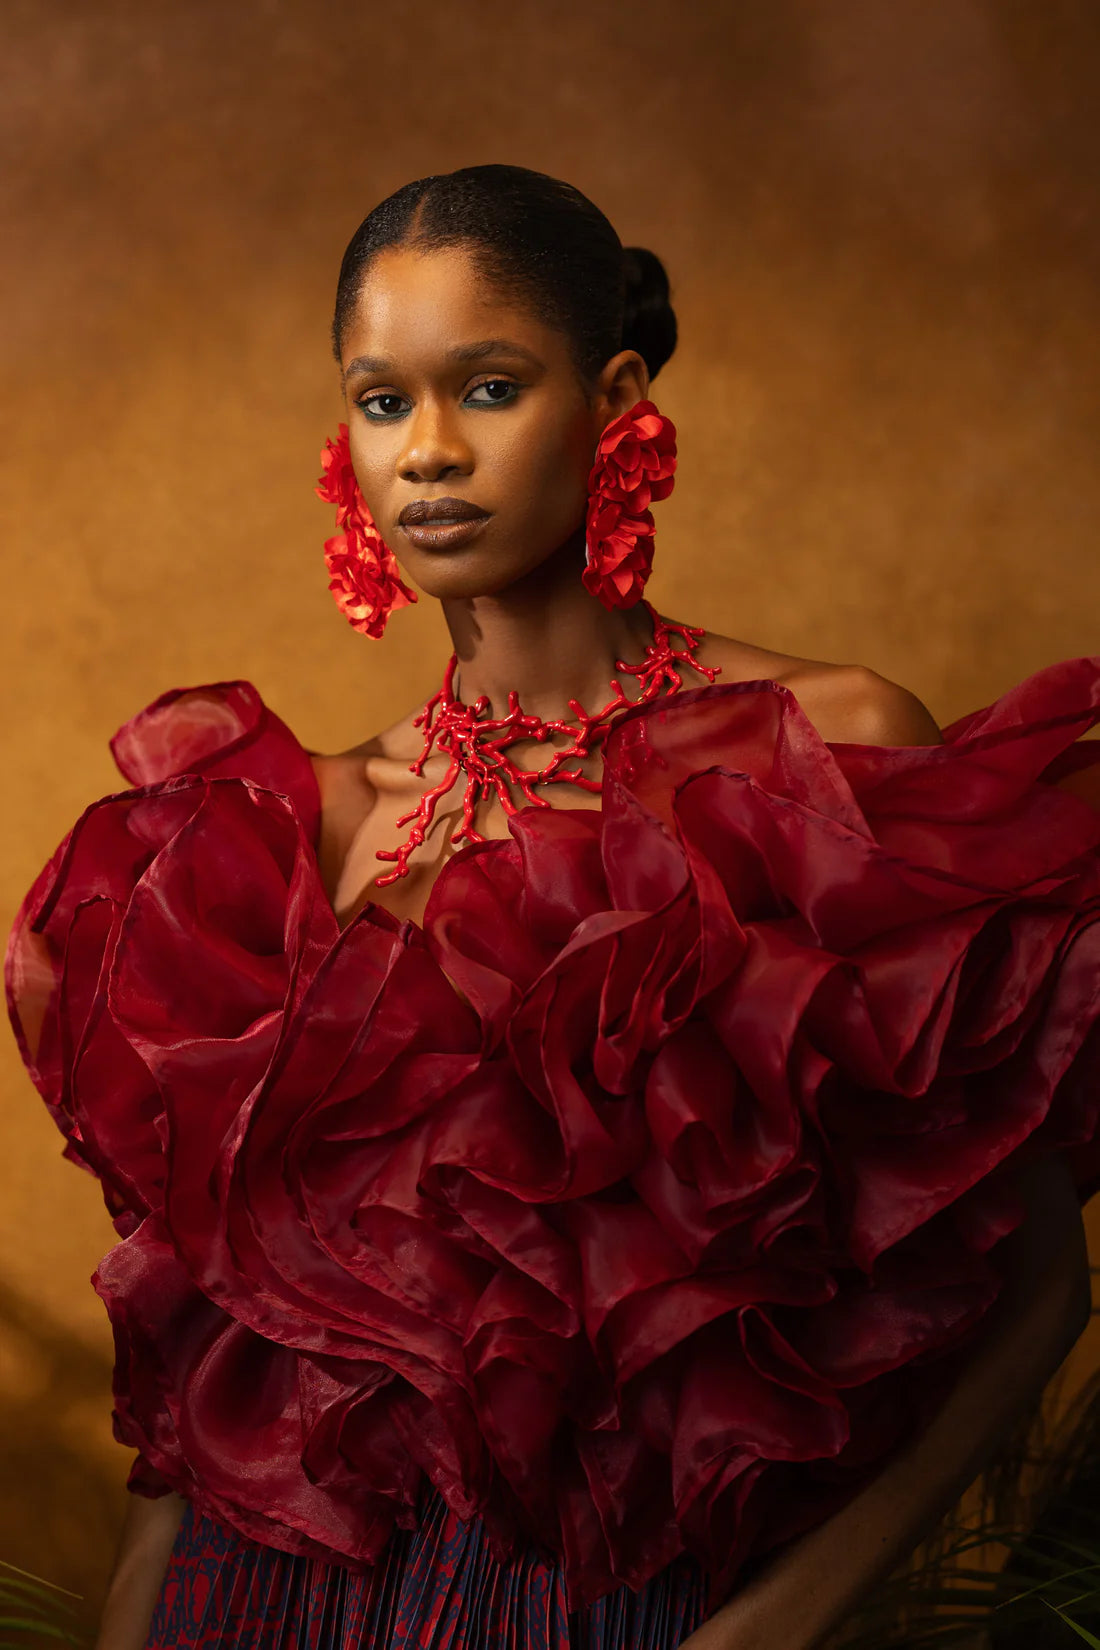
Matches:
[93,1489,186,1650]
[678,1151,1093,1650]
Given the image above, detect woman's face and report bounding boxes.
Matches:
[338,244,647,602]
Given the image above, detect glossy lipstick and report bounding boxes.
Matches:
[398,496,490,551]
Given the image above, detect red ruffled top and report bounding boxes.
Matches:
[6,667,1100,1613]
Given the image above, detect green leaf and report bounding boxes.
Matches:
[0,1562,81,1602]
[0,1560,86,1646]
[1044,1599,1100,1647]
[0,1586,76,1615]
[0,1616,84,1642]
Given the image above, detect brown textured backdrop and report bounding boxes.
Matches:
[2,0,1098,1624]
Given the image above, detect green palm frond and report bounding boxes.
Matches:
[1051,1610,1100,1648]
[0,1560,86,1649]
[830,1360,1100,1650]
[830,1520,1100,1646]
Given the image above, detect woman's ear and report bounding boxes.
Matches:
[593,349,650,426]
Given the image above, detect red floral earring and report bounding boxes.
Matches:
[582,400,677,609]
[315,425,417,639]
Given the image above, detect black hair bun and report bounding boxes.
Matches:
[621,246,678,381]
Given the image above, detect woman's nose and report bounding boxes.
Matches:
[397,403,473,483]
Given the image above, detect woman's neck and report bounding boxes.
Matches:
[441,558,655,723]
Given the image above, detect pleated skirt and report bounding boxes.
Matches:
[144,1480,712,1649]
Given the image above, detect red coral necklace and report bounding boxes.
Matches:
[375,602,720,884]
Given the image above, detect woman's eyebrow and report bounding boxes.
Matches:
[447,338,545,368]
[343,338,546,379]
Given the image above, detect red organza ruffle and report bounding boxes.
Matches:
[6,664,1100,1613]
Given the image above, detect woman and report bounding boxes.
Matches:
[6,164,1099,1650]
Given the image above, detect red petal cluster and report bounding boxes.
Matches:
[583,402,678,609]
[316,426,417,639]
[7,664,1100,1615]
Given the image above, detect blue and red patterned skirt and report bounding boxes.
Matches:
[144,1479,711,1649]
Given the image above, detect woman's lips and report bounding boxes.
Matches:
[399,515,490,551]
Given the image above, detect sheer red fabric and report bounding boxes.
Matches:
[6,666,1100,1615]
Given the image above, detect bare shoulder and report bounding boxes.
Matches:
[692,627,943,748]
[786,659,943,746]
[307,706,425,866]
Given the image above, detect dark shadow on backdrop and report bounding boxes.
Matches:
[0,1275,124,1636]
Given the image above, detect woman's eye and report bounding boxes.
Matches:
[357,381,518,420]
[466,379,518,406]
[358,392,409,421]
